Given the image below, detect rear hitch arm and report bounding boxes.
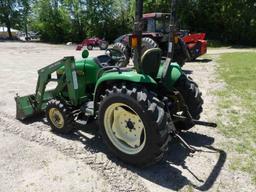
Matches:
[174,133,196,153]
[171,115,217,154]
[173,114,217,128]
[192,119,217,128]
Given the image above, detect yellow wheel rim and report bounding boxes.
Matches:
[49,108,64,129]
[104,103,146,155]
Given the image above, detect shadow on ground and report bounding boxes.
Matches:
[183,69,193,75]
[188,58,213,63]
[23,117,226,191]
[135,133,226,191]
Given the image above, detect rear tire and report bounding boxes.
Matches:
[98,84,172,166]
[112,42,130,67]
[173,38,191,67]
[141,37,158,56]
[45,99,74,134]
[174,75,204,130]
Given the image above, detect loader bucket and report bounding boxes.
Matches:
[15,91,54,120]
[15,94,37,120]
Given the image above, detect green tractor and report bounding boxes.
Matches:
[15,0,216,166]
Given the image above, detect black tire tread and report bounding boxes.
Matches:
[98,84,172,166]
[174,75,204,130]
[45,99,74,134]
[112,42,130,67]
[141,37,158,55]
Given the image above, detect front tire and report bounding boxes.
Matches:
[45,99,74,134]
[98,85,172,166]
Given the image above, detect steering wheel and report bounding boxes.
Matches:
[105,48,126,67]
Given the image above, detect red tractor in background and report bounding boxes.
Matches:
[76,37,109,51]
[113,12,207,67]
[180,30,207,60]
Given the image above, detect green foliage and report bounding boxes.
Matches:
[217,52,256,184]
[1,0,256,45]
[32,0,71,43]
[85,0,131,41]
[177,0,256,45]
[0,0,21,38]
[19,0,31,36]
[143,0,171,12]
[29,0,133,43]
[207,40,230,48]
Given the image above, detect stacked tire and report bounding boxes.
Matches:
[112,37,158,67]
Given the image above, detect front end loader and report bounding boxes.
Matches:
[15,0,216,166]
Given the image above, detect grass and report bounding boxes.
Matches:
[207,40,230,48]
[216,52,256,184]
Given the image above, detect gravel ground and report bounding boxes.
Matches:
[0,42,255,192]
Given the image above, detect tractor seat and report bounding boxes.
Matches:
[94,55,113,67]
[141,48,162,78]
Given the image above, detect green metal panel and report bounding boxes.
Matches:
[157,62,182,88]
[58,58,100,84]
[83,58,101,84]
[74,58,100,104]
[95,70,157,89]
[57,57,100,104]
[63,57,79,106]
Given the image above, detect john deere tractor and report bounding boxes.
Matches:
[15,0,215,166]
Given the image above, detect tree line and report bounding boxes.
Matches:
[1,0,256,45]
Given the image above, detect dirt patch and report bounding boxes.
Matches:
[0,42,255,192]
[208,47,256,55]
[0,131,112,192]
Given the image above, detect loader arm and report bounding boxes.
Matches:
[15,56,79,120]
[35,56,79,109]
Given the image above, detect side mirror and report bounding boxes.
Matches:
[82,49,89,58]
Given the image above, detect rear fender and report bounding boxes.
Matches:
[93,70,157,115]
